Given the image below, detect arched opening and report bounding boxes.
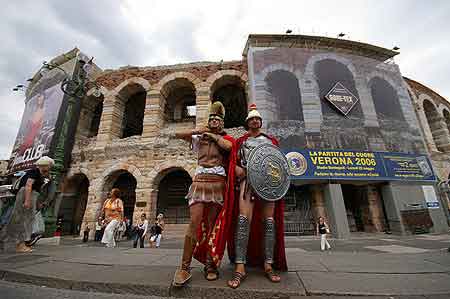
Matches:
[119,84,146,138]
[89,100,103,137]
[211,75,247,128]
[265,70,303,121]
[76,95,103,138]
[162,78,196,126]
[443,109,450,136]
[59,174,89,235]
[369,77,407,152]
[423,100,446,151]
[369,77,405,121]
[112,172,137,222]
[157,169,192,224]
[315,59,363,119]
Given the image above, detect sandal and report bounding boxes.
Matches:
[265,268,281,283]
[204,265,219,281]
[227,271,247,289]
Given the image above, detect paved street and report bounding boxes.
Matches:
[0,233,449,298]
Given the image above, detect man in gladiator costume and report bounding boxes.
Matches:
[227,103,287,289]
[173,101,236,286]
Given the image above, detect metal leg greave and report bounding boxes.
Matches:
[264,218,275,264]
[234,215,250,264]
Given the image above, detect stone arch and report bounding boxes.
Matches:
[112,77,151,96]
[442,108,450,138]
[86,85,109,98]
[107,78,149,139]
[422,98,448,152]
[155,72,200,126]
[206,69,247,87]
[149,163,195,223]
[311,55,363,120]
[207,70,248,128]
[367,75,406,121]
[156,71,201,94]
[259,63,299,82]
[304,53,358,82]
[99,162,143,193]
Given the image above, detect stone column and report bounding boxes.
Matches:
[380,183,406,235]
[81,182,103,239]
[355,76,380,129]
[323,184,350,239]
[142,89,163,140]
[310,184,327,221]
[196,85,210,128]
[430,115,450,152]
[96,94,125,147]
[133,188,152,224]
[366,185,386,232]
[299,76,322,134]
[415,104,439,152]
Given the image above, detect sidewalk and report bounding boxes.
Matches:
[0,234,450,298]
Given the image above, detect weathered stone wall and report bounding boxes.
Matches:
[405,78,450,181]
[66,52,450,237]
[68,62,248,236]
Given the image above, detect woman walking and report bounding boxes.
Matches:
[101,188,123,248]
[316,217,331,251]
[133,213,148,248]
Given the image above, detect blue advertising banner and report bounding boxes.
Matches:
[285,149,436,182]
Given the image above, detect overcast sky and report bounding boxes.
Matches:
[1,0,449,159]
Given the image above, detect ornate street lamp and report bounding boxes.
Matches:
[40,53,101,98]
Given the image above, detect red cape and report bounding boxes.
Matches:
[193,134,236,268]
[227,132,288,271]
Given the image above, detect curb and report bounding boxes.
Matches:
[2,269,450,298]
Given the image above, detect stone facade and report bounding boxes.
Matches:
[63,37,450,237]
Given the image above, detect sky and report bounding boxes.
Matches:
[1,0,449,159]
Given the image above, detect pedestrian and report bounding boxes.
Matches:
[94,217,103,241]
[227,104,287,289]
[172,102,236,286]
[116,220,126,242]
[83,226,90,242]
[156,213,165,232]
[149,218,163,248]
[316,217,331,251]
[101,188,123,248]
[0,156,54,253]
[133,213,148,248]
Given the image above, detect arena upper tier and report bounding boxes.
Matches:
[54,34,450,238]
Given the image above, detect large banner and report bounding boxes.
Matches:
[285,149,436,182]
[8,83,65,173]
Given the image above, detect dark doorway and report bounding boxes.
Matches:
[157,169,192,224]
[112,172,137,223]
[341,184,366,232]
[59,174,89,235]
[284,184,315,235]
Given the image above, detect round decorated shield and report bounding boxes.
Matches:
[247,143,291,201]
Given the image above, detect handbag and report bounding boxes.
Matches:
[32,211,45,234]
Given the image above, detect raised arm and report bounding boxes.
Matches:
[175,127,208,141]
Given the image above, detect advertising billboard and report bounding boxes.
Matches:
[247,44,426,155]
[8,83,65,173]
[285,149,436,182]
